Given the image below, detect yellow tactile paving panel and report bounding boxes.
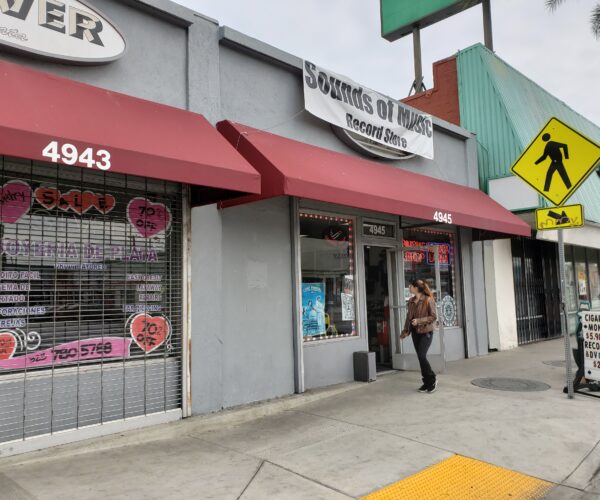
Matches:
[361,455,554,500]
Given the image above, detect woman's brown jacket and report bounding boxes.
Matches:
[402,295,437,335]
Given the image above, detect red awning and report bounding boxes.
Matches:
[217,121,531,237]
[0,61,260,198]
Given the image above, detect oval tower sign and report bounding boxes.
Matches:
[0,0,126,64]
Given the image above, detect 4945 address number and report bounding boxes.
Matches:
[433,211,453,224]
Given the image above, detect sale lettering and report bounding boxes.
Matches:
[127,198,172,238]
[35,186,116,214]
[129,313,171,353]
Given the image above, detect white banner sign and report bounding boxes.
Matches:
[580,310,600,381]
[303,61,434,159]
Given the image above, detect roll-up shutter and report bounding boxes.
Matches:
[0,156,183,443]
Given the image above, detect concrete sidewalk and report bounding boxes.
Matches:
[1,339,599,499]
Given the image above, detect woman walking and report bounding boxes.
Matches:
[400,279,438,393]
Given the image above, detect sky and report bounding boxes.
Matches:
[172,0,600,126]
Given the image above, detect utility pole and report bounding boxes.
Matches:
[482,0,494,51]
[409,26,426,95]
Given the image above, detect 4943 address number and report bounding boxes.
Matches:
[42,141,112,171]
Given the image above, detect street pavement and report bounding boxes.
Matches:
[0,338,599,499]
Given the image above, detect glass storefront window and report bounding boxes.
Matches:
[565,246,577,335]
[574,246,588,302]
[587,249,600,309]
[299,212,357,341]
[565,256,577,312]
[402,228,459,327]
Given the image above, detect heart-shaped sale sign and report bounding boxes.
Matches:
[34,186,60,210]
[0,331,17,361]
[129,314,171,353]
[35,187,116,215]
[0,180,32,224]
[96,194,116,214]
[127,198,172,238]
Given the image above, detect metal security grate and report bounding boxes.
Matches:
[0,156,183,443]
[512,238,561,345]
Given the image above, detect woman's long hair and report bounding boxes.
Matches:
[411,279,433,298]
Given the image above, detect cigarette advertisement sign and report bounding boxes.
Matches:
[580,310,600,382]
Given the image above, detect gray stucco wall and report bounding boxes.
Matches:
[0,0,190,108]
[217,38,486,389]
[218,42,475,187]
[191,198,295,413]
[459,229,489,357]
[0,1,201,445]
[0,0,489,415]
[304,336,366,389]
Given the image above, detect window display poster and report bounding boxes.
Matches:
[579,271,588,297]
[341,293,355,321]
[302,283,326,337]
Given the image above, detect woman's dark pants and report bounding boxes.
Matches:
[412,332,436,387]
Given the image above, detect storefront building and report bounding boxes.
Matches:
[190,28,528,404]
[0,1,262,455]
[0,2,529,454]
[405,43,600,348]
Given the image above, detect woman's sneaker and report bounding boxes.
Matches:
[418,384,428,393]
[427,380,438,393]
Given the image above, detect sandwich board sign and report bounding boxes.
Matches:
[580,310,600,382]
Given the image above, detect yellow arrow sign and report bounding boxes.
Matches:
[511,117,600,206]
[535,204,584,231]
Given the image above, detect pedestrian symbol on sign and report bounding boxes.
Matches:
[535,134,571,192]
[510,117,600,206]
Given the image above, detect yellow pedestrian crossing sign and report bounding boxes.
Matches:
[511,117,600,206]
[535,204,584,231]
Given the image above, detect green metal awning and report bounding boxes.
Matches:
[456,43,600,222]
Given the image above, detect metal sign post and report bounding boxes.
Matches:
[433,245,446,373]
[510,116,600,400]
[558,229,574,398]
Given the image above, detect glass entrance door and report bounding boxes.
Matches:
[392,245,446,372]
[363,246,401,372]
